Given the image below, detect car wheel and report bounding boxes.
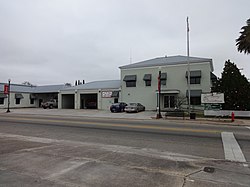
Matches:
[49,105,53,109]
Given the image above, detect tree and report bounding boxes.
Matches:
[212,60,250,110]
[236,18,250,54]
[22,81,34,86]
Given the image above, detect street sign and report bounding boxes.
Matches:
[4,84,9,94]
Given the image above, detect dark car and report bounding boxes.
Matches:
[125,103,145,113]
[110,102,127,112]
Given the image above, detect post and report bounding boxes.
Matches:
[6,79,11,113]
[157,69,162,119]
[186,16,191,115]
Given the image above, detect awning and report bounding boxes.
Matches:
[30,94,37,99]
[186,90,202,97]
[143,74,151,81]
[186,70,201,78]
[161,89,180,94]
[111,91,119,97]
[160,73,167,80]
[123,75,137,81]
[0,93,7,98]
[15,93,24,99]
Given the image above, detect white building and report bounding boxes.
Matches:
[0,83,66,109]
[119,55,216,110]
[58,80,121,110]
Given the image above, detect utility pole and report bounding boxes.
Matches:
[187,17,191,115]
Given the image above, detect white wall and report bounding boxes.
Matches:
[121,62,212,110]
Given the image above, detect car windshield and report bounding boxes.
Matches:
[128,103,137,106]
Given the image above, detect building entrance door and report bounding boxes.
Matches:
[164,95,176,109]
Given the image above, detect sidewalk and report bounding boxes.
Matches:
[0,108,250,126]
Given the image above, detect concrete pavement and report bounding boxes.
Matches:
[1,108,250,126]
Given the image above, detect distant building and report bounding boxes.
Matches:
[0,83,66,109]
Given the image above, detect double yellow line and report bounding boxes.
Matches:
[0,116,221,134]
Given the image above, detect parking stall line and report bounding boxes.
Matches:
[221,132,246,163]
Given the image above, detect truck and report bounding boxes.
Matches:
[41,99,58,109]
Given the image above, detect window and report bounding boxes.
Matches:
[123,75,137,87]
[160,73,167,85]
[126,81,136,87]
[186,70,201,84]
[143,74,151,87]
[0,98,4,105]
[145,80,151,86]
[164,95,176,108]
[30,98,35,104]
[190,77,201,84]
[16,98,21,105]
[190,97,201,105]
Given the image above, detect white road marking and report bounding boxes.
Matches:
[246,127,250,130]
[221,132,246,162]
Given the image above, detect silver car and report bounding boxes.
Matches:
[125,103,145,113]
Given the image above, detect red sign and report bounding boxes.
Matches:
[158,75,161,92]
[4,84,9,94]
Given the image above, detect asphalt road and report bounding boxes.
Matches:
[0,113,250,186]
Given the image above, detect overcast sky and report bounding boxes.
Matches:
[0,0,249,85]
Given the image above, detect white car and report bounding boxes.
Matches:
[125,103,145,113]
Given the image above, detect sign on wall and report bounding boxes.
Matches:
[201,93,224,104]
[102,91,112,98]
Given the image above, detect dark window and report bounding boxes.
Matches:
[114,98,118,103]
[190,77,201,84]
[0,98,4,105]
[145,80,151,86]
[143,74,151,86]
[16,98,21,105]
[126,81,136,87]
[190,97,201,105]
[160,73,167,85]
[30,98,35,104]
[161,79,166,85]
[164,96,176,108]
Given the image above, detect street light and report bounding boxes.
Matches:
[156,67,162,119]
[6,79,11,113]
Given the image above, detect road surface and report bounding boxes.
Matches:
[0,113,249,186]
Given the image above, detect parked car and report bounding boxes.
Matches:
[41,99,58,109]
[125,103,145,113]
[110,102,127,112]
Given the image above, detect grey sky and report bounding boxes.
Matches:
[0,0,249,85]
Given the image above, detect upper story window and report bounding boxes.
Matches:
[123,75,137,87]
[143,74,152,86]
[160,73,167,85]
[186,70,201,84]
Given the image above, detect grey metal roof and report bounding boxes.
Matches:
[0,83,66,93]
[32,85,67,93]
[61,80,121,91]
[119,55,213,70]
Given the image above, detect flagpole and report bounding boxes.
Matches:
[187,17,191,115]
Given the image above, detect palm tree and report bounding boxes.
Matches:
[236,18,250,54]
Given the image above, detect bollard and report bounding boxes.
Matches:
[231,112,235,122]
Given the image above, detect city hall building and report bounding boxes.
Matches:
[119,55,216,111]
